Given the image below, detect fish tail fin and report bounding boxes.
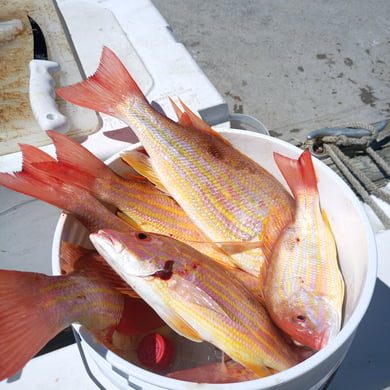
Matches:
[25,130,115,195]
[273,149,318,198]
[18,142,91,195]
[56,46,148,116]
[0,157,126,232]
[0,169,69,208]
[0,270,66,380]
[18,143,56,166]
[46,130,109,179]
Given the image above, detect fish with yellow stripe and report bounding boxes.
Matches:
[90,228,300,377]
[56,46,295,277]
[26,130,236,269]
[0,142,261,300]
[0,250,166,381]
[263,150,345,351]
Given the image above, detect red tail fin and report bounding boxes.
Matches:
[0,270,67,380]
[56,46,147,116]
[46,130,110,178]
[0,167,130,232]
[60,241,96,273]
[273,149,318,198]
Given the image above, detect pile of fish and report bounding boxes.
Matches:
[0,47,345,383]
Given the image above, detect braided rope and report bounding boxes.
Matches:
[324,143,390,229]
[302,122,390,229]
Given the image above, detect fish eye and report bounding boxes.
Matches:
[136,232,151,241]
[294,314,306,323]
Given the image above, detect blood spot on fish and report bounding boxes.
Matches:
[205,141,225,160]
[296,237,301,243]
[153,260,174,280]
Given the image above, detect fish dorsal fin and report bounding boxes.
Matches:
[60,241,95,272]
[169,97,232,146]
[120,150,169,193]
[179,98,232,146]
[169,97,193,128]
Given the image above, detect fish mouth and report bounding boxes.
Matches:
[90,229,125,254]
[313,318,340,351]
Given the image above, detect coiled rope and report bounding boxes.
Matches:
[301,121,390,229]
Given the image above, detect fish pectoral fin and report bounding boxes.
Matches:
[155,300,203,342]
[166,275,232,342]
[217,240,264,255]
[167,315,204,342]
[116,211,143,230]
[120,150,169,193]
[321,208,334,233]
[245,363,273,378]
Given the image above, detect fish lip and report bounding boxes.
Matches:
[91,229,113,244]
[90,229,118,252]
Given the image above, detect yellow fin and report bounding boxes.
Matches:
[166,315,203,342]
[169,97,193,127]
[155,296,203,342]
[169,97,232,146]
[245,364,272,378]
[183,238,264,256]
[179,98,232,146]
[116,211,142,230]
[120,150,169,193]
[321,208,333,232]
[215,240,264,256]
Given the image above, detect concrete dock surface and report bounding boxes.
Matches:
[152,0,390,144]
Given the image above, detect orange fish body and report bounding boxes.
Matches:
[263,150,345,351]
[56,47,295,277]
[0,253,165,381]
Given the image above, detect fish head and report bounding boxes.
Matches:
[89,229,177,283]
[278,289,341,351]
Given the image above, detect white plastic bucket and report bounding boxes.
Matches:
[52,129,377,389]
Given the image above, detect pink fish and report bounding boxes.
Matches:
[263,150,345,351]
